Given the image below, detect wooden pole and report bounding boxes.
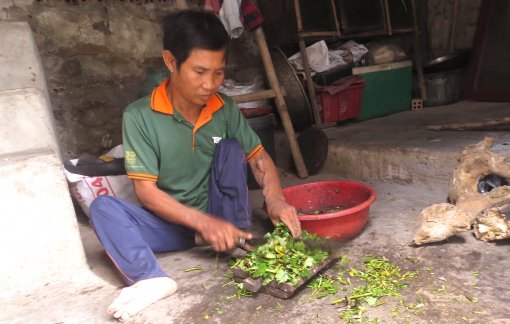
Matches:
[293,0,303,31]
[299,39,322,125]
[330,0,342,37]
[254,28,308,179]
[383,0,393,35]
[411,0,428,100]
[449,0,459,53]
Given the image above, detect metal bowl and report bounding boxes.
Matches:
[269,47,313,129]
[423,49,471,74]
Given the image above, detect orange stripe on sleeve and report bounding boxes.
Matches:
[247,145,264,163]
[247,144,262,160]
[127,175,158,182]
[127,172,158,179]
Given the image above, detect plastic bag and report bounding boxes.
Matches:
[289,40,367,74]
[64,145,141,217]
[218,76,270,109]
[367,43,407,65]
[331,40,369,63]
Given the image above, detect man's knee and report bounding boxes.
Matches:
[89,196,119,221]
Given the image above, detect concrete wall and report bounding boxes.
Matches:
[0,0,262,159]
[0,21,89,292]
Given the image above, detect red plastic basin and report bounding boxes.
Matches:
[279,181,376,240]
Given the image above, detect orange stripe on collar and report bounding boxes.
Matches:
[151,78,225,115]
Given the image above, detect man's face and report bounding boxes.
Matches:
[168,48,226,107]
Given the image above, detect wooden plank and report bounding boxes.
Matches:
[299,39,323,125]
[298,31,339,38]
[231,87,287,104]
[254,28,309,179]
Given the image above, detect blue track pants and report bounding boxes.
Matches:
[89,139,252,285]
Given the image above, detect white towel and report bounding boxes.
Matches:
[219,0,244,38]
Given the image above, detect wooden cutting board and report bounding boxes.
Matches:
[232,257,336,299]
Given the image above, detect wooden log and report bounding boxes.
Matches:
[254,27,308,179]
[299,39,323,125]
[231,87,287,104]
[474,202,510,241]
[411,0,428,100]
[426,117,510,131]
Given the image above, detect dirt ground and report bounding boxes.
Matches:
[1,172,509,324]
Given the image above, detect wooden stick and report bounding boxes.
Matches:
[299,28,414,39]
[299,38,322,125]
[298,31,339,37]
[337,0,350,34]
[293,0,303,31]
[175,0,188,10]
[449,0,459,53]
[330,0,341,37]
[427,117,510,131]
[231,87,287,104]
[411,0,427,100]
[383,0,393,35]
[254,28,308,179]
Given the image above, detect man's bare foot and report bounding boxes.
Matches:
[107,277,177,322]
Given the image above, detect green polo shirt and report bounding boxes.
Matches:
[122,78,264,212]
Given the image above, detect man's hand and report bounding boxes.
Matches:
[266,198,302,237]
[198,216,253,252]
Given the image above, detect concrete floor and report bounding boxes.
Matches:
[2,102,510,323]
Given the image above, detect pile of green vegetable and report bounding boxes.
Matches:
[228,223,329,286]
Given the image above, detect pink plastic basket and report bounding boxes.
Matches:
[315,83,366,123]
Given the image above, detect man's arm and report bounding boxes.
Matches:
[132,179,252,251]
[249,150,302,237]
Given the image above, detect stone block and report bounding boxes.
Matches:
[0,21,47,93]
[0,89,58,156]
[0,153,88,292]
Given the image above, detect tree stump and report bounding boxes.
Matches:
[474,201,510,241]
[410,203,470,245]
[412,137,510,244]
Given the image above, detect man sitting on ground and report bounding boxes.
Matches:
[89,10,301,322]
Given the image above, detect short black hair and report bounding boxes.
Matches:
[162,10,230,70]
